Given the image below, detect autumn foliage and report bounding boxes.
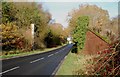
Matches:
[44,23,66,48]
[85,39,120,75]
[0,23,25,50]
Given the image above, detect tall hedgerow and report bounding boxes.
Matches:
[72,16,89,51]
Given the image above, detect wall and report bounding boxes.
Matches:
[83,30,109,55]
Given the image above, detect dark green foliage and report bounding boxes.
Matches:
[44,30,62,48]
[71,42,78,53]
[72,16,89,51]
[2,2,17,23]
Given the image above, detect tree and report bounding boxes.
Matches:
[44,23,66,47]
[107,16,120,41]
[2,2,17,23]
[0,2,2,24]
[72,16,89,51]
[1,2,52,50]
[68,4,110,36]
[62,26,72,38]
[49,23,63,37]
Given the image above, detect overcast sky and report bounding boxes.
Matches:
[41,2,118,28]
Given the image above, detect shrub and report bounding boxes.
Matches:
[1,23,22,50]
[0,23,32,51]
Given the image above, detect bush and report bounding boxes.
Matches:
[1,23,22,50]
[0,23,33,51]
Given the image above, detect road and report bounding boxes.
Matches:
[1,44,73,77]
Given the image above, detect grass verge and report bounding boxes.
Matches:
[56,52,94,75]
[57,50,120,75]
[0,44,66,60]
[56,52,77,75]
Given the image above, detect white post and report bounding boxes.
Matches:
[31,24,34,38]
[31,24,34,50]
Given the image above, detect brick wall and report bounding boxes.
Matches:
[83,30,109,55]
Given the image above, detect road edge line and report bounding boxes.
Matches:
[51,53,69,76]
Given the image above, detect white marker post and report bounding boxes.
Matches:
[31,24,34,50]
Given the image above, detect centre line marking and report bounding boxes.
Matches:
[48,54,54,57]
[30,57,44,63]
[62,49,65,50]
[55,52,58,54]
[0,66,20,75]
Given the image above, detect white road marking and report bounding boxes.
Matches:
[55,52,59,54]
[48,54,54,57]
[30,57,44,63]
[0,66,20,75]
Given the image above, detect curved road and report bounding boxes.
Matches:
[1,44,73,77]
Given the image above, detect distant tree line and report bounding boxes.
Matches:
[45,23,67,48]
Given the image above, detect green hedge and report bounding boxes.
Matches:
[72,16,89,51]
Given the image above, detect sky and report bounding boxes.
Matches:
[41,2,118,28]
[10,0,119,28]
